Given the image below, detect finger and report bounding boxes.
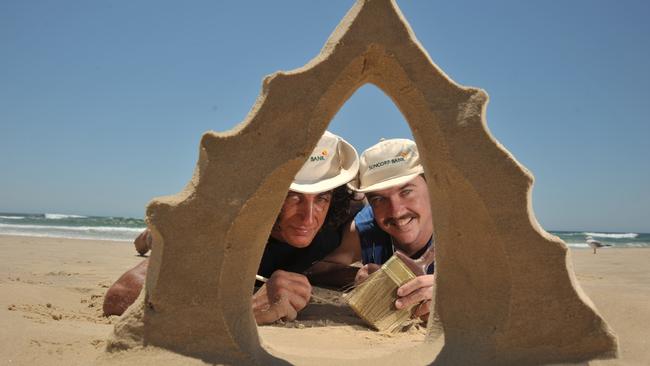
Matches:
[252,280,305,324]
[395,287,431,309]
[254,298,286,324]
[275,270,309,282]
[255,297,296,324]
[269,271,311,296]
[269,286,310,312]
[267,271,312,310]
[285,288,311,311]
[354,264,380,285]
[397,275,434,297]
[281,299,298,321]
[271,270,312,289]
[412,300,431,318]
[285,276,312,304]
[254,306,282,325]
[354,268,369,284]
[366,263,381,274]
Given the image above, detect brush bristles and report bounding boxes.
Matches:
[345,255,416,332]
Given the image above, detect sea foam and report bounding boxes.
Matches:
[583,232,638,239]
[566,243,590,249]
[44,213,88,219]
[0,223,144,233]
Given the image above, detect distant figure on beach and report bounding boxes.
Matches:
[103,131,359,325]
[586,235,610,254]
[323,138,435,320]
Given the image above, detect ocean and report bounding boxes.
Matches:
[550,231,650,249]
[0,212,648,248]
[0,213,145,242]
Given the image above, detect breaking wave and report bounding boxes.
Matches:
[583,232,638,239]
[44,213,88,220]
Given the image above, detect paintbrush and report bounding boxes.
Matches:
[344,255,416,332]
[345,243,435,332]
[255,274,269,283]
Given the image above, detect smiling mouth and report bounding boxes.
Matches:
[386,216,416,231]
[290,227,316,235]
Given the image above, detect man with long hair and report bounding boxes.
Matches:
[103,131,359,325]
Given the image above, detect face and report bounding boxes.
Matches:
[271,190,333,248]
[366,175,433,256]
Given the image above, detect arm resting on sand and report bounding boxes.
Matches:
[304,260,360,289]
[305,220,362,288]
[104,259,312,323]
[103,259,148,316]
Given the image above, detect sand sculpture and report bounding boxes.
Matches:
[106,0,618,364]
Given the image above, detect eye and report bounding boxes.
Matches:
[368,196,384,207]
[317,193,332,204]
[317,195,330,203]
[400,189,413,197]
[285,193,301,204]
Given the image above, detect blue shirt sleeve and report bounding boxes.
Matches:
[354,205,393,266]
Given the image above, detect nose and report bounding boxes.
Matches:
[297,198,316,226]
[387,196,406,218]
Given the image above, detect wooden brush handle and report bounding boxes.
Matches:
[395,243,435,276]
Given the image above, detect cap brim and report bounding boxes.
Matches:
[290,136,359,194]
[347,166,424,193]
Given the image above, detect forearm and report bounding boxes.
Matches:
[304,260,360,289]
[103,281,143,316]
[102,259,148,316]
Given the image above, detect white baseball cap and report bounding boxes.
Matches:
[347,138,424,193]
[290,131,360,194]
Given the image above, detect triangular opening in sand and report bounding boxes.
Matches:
[256,84,437,361]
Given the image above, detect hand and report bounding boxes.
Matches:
[354,263,381,285]
[134,229,152,256]
[393,246,435,320]
[395,274,434,319]
[252,270,311,324]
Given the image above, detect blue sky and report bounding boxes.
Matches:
[1,1,648,232]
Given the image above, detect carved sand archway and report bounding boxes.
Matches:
[107,0,617,364]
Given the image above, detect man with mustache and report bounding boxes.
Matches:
[324,138,435,319]
[103,131,360,325]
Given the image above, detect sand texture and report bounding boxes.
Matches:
[0,234,647,365]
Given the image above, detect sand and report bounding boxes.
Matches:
[0,234,647,365]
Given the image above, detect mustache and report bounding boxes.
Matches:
[383,213,417,227]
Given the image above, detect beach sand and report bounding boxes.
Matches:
[0,234,647,365]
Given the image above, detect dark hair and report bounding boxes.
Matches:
[323,185,356,229]
[273,186,355,234]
